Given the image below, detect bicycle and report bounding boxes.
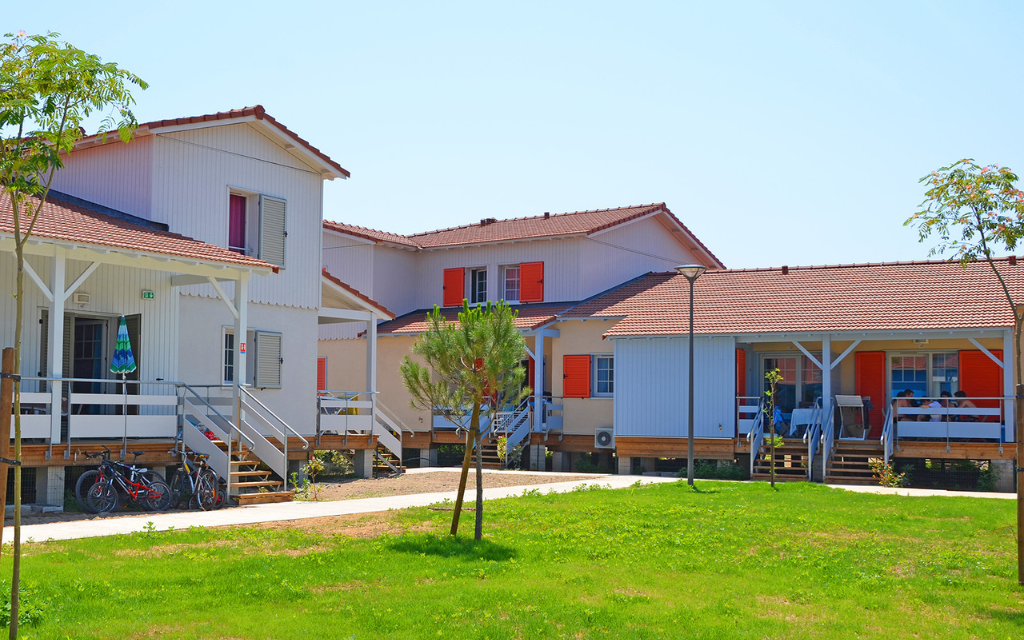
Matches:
[84,447,173,513]
[167,448,222,510]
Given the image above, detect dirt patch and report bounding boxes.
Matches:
[248,511,436,539]
[304,471,595,502]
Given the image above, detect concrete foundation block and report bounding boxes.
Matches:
[352,449,374,479]
[37,466,65,508]
[617,456,633,475]
[551,451,566,472]
[991,459,1015,493]
[420,448,438,468]
[530,445,547,471]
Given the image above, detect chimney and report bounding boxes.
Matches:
[544,212,550,219]
[781,265,789,275]
[1011,256,1018,266]
[479,217,497,226]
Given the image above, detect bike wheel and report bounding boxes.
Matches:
[75,470,100,514]
[86,481,119,513]
[169,471,187,509]
[142,479,173,512]
[193,475,216,511]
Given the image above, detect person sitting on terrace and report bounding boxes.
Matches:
[924,395,943,422]
[893,390,914,421]
[953,390,979,421]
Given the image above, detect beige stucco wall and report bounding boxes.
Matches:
[551,319,617,436]
[319,335,432,433]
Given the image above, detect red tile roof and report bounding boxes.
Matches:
[322,269,395,319]
[564,259,1024,336]
[78,105,349,179]
[378,303,572,336]
[0,192,277,272]
[324,203,724,267]
[322,220,420,248]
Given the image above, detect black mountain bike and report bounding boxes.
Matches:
[168,448,222,510]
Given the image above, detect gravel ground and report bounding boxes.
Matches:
[10,470,596,528]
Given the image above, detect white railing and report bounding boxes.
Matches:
[239,386,308,481]
[893,396,1008,452]
[179,383,251,496]
[736,396,761,437]
[318,390,376,442]
[543,397,563,433]
[492,398,530,435]
[820,398,835,480]
[745,396,765,476]
[881,405,894,465]
[802,400,822,481]
[505,397,534,455]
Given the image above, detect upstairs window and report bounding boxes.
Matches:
[502,265,520,303]
[227,192,286,267]
[228,194,248,254]
[470,268,487,304]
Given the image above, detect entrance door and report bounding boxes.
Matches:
[763,356,798,419]
[72,318,109,414]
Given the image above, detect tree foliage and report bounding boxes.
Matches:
[904,159,1024,371]
[401,302,529,539]
[0,31,145,639]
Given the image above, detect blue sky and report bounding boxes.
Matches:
[8,1,1024,268]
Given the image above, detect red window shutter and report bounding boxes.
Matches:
[855,351,885,438]
[527,356,535,391]
[736,349,746,397]
[443,268,465,307]
[316,357,327,391]
[520,262,544,303]
[959,350,1003,418]
[563,355,591,399]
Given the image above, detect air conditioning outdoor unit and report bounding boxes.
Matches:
[594,428,614,449]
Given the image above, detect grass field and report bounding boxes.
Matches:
[1,480,1022,639]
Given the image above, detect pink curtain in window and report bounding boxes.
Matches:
[229,194,246,253]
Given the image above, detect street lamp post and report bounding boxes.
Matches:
[676,264,707,486]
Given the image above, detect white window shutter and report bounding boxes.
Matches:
[255,331,283,389]
[259,196,287,267]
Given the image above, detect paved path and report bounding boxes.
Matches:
[4,472,1015,543]
[4,472,675,543]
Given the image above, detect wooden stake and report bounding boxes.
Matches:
[0,348,12,550]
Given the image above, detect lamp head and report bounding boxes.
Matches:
[675,264,707,282]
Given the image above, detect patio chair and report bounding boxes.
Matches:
[835,395,868,439]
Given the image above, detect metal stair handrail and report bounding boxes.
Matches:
[240,386,309,450]
[802,397,822,481]
[880,404,895,465]
[820,398,836,482]
[377,399,415,435]
[745,396,766,477]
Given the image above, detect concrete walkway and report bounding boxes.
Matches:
[3,472,1015,543]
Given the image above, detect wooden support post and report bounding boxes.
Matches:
[0,348,14,547]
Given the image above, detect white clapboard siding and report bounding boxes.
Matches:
[260,196,287,267]
[613,336,736,439]
[255,330,283,389]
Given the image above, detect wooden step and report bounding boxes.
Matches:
[232,480,284,489]
[235,490,295,505]
[751,473,808,482]
[230,459,260,466]
[230,470,273,478]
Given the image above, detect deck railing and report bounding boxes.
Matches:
[744,396,766,476]
[802,401,822,481]
[736,396,761,437]
[820,398,836,481]
[892,396,1009,453]
[880,405,895,465]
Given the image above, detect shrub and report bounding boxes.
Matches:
[868,460,908,488]
[686,460,747,481]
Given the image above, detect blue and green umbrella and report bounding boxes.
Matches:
[110,316,137,376]
[111,316,136,455]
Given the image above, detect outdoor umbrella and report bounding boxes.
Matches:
[110,316,137,456]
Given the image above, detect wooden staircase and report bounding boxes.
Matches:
[751,443,810,482]
[824,440,882,485]
[373,447,406,474]
[478,437,502,469]
[223,443,293,505]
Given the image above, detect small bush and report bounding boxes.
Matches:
[686,460,746,481]
[574,458,605,474]
[869,460,908,488]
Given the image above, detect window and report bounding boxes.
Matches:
[223,328,255,386]
[470,268,487,304]
[762,354,821,415]
[502,265,520,303]
[227,192,286,267]
[890,352,957,400]
[594,355,614,397]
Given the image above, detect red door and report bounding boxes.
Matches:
[855,351,885,438]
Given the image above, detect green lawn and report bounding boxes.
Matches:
[2,481,1022,639]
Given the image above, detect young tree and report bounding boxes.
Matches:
[905,158,1024,586]
[0,31,146,635]
[764,368,782,489]
[401,301,528,540]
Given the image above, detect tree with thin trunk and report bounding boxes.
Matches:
[0,31,145,636]
[764,367,782,489]
[401,301,528,540]
[904,158,1024,586]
